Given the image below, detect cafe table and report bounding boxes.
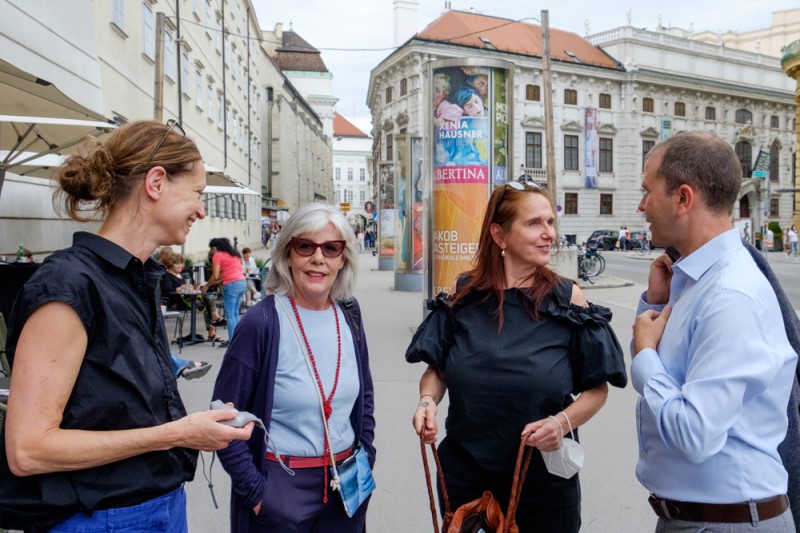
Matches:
[170,290,209,347]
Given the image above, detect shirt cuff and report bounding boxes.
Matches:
[636,290,666,315]
[631,348,664,394]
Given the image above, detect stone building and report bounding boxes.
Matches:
[368,9,796,245]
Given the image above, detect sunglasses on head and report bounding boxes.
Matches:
[290,237,347,258]
[145,119,186,168]
[493,179,543,216]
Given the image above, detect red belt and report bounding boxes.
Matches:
[266,446,354,469]
[649,494,789,523]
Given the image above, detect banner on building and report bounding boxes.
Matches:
[585,107,598,189]
[660,115,673,141]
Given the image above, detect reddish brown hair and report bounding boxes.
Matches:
[451,184,561,330]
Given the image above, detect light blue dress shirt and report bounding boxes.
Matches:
[632,229,797,503]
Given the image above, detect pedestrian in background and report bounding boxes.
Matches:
[632,131,796,531]
[203,237,246,344]
[0,120,252,532]
[788,224,798,259]
[407,179,627,532]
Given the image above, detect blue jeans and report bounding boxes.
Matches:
[170,353,191,378]
[223,279,247,339]
[49,485,187,532]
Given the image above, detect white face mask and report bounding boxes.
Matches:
[539,413,584,479]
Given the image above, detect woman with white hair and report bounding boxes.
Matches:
[212,203,376,532]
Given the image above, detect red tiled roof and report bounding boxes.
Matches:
[415,10,619,70]
[334,113,368,138]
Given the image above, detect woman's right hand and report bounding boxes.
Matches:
[413,395,438,444]
[173,410,254,452]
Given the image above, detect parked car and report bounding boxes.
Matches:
[587,229,619,251]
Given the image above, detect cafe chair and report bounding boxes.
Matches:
[160,298,186,353]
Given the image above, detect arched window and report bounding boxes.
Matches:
[735,109,752,124]
[769,142,779,183]
[735,141,752,177]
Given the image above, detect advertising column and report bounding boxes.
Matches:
[377,162,395,271]
[428,60,512,297]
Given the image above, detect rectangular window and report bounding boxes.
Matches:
[705,106,716,120]
[207,84,214,119]
[525,132,542,168]
[386,134,393,161]
[112,0,125,30]
[564,193,578,215]
[400,78,408,96]
[142,3,154,58]
[216,17,223,52]
[181,52,190,95]
[564,89,577,105]
[642,140,655,171]
[771,115,780,129]
[360,190,366,202]
[643,97,654,113]
[217,94,223,127]
[599,93,611,109]
[360,168,366,181]
[195,70,203,107]
[770,197,780,217]
[347,168,353,180]
[564,135,579,171]
[674,102,686,117]
[600,193,613,215]
[346,189,354,203]
[599,138,613,173]
[385,87,393,104]
[335,168,341,181]
[165,32,175,80]
[525,84,540,101]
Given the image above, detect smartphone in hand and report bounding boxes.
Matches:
[665,247,681,262]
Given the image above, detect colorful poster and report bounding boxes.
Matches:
[584,107,598,189]
[379,163,395,258]
[410,137,424,271]
[492,68,508,186]
[395,135,409,269]
[432,65,492,294]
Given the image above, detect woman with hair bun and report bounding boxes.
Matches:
[0,120,253,532]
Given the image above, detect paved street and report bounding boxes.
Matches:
[176,247,656,532]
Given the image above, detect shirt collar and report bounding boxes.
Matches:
[674,228,742,282]
[72,231,162,273]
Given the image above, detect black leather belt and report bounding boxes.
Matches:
[648,494,789,523]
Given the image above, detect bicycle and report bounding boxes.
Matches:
[634,239,651,256]
[577,245,603,283]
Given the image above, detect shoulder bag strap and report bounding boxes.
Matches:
[504,438,534,532]
[419,432,453,533]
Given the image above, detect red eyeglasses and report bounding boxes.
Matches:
[290,237,347,258]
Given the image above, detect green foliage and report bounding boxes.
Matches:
[183,257,194,268]
[255,257,267,269]
[768,221,783,242]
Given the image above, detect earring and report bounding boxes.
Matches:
[501,248,506,257]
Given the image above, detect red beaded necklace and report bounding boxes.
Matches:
[289,296,341,502]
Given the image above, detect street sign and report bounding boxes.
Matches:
[340,202,351,212]
[753,170,768,179]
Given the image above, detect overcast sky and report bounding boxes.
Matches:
[251,0,797,134]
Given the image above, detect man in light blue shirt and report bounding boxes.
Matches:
[632,132,796,532]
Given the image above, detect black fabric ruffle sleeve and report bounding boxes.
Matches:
[544,282,628,392]
[405,293,453,370]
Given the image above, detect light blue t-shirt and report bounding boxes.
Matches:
[270,294,358,457]
[632,229,797,502]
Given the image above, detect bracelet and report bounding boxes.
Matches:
[547,415,564,440]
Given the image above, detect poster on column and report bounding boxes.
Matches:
[379,163,395,258]
[432,65,491,294]
[585,107,598,189]
[395,135,409,269]
[411,137,424,270]
[493,68,508,186]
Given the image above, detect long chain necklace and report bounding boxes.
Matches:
[289,296,341,502]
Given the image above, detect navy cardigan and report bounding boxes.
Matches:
[212,295,376,533]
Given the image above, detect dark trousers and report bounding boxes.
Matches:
[437,437,580,533]
[251,460,368,532]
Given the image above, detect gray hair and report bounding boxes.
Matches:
[265,203,358,301]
